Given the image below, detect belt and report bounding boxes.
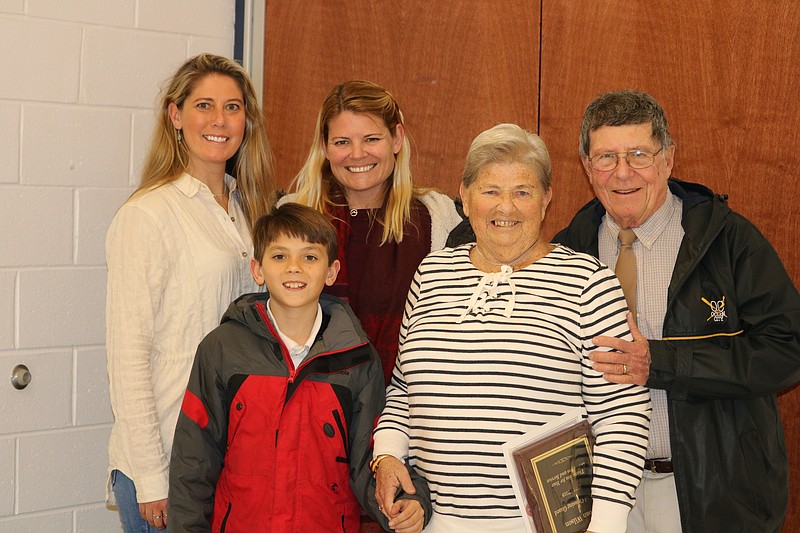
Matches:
[644,459,674,473]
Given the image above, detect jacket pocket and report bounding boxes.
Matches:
[218,502,232,533]
[332,409,350,464]
[740,429,772,519]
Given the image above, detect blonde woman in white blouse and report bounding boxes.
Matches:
[105,54,275,532]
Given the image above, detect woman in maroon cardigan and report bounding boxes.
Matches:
[280,80,462,385]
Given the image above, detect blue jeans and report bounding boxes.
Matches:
[111,470,162,533]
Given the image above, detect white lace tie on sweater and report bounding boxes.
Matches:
[457,264,516,322]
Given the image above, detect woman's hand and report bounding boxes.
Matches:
[590,312,651,386]
[139,498,168,530]
[375,456,417,519]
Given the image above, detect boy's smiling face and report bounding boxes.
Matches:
[251,234,340,317]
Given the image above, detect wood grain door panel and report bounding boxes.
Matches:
[264,1,540,194]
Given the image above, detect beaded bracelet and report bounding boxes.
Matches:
[369,454,393,478]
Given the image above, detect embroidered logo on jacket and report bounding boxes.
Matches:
[702,296,727,322]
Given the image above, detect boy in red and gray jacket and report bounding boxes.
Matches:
[168,203,429,532]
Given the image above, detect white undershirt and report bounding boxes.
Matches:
[266,300,323,369]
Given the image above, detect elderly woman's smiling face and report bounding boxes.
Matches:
[460,162,552,268]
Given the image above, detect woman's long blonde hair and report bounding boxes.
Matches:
[290,80,423,244]
[133,53,275,228]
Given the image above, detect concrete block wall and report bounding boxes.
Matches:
[0,1,235,531]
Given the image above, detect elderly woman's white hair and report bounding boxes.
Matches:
[461,123,552,191]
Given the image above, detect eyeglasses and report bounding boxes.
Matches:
[588,148,664,171]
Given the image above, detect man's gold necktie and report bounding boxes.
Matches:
[616,229,638,320]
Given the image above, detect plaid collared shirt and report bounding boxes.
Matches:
[599,192,684,459]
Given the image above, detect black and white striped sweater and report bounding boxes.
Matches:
[374,244,651,533]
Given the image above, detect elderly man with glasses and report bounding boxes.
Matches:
[554,89,800,533]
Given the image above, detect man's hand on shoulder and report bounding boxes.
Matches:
[590,312,651,386]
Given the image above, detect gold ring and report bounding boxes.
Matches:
[623,364,628,374]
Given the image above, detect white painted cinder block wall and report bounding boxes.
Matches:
[0,1,236,531]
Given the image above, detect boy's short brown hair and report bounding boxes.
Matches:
[252,203,338,265]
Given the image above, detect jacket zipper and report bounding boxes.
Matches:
[288,341,369,383]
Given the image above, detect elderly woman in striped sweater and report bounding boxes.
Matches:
[371,123,651,533]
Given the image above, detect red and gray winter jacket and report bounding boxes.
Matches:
[168,292,430,532]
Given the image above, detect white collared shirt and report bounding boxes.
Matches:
[106,172,259,503]
[599,192,684,459]
[266,300,323,369]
